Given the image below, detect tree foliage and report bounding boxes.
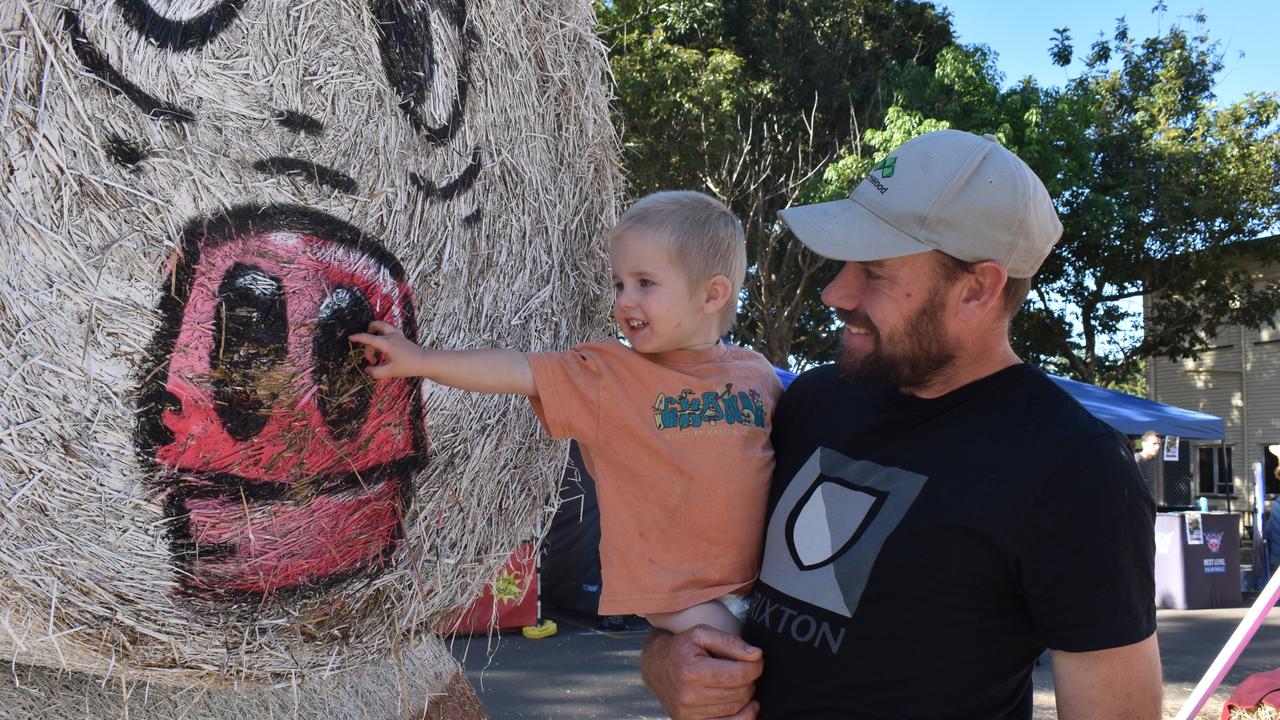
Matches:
[890,11,1280,384]
[797,10,1280,385]
[601,4,1280,385]
[597,0,955,367]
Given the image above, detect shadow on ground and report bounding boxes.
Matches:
[451,612,663,719]
[455,606,1280,719]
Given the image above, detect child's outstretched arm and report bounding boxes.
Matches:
[349,321,537,397]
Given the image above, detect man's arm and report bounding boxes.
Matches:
[641,627,763,720]
[350,321,537,396]
[1051,634,1162,720]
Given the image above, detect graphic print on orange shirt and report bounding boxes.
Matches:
[651,384,769,432]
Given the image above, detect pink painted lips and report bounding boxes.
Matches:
[136,205,426,599]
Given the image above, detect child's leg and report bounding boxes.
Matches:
[646,599,741,635]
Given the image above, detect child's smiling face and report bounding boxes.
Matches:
[610,231,720,356]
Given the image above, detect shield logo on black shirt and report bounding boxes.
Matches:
[760,448,926,618]
[787,478,886,570]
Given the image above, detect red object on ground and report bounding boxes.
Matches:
[440,543,539,633]
[1223,668,1280,718]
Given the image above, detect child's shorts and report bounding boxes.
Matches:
[716,593,752,622]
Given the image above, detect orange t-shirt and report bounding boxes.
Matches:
[529,339,782,615]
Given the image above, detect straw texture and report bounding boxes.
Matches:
[0,0,618,702]
[0,639,482,719]
[1231,709,1280,720]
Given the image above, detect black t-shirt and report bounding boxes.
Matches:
[742,364,1156,719]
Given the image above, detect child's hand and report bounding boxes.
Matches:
[348,321,428,379]
[350,323,535,396]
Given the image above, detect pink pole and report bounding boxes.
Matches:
[1174,568,1280,720]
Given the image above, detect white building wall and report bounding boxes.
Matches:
[1148,249,1279,505]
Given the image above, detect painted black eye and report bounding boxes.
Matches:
[312,287,375,441]
[371,0,473,144]
[114,0,246,52]
[211,264,288,442]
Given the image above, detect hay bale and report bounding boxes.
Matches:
[1231,709,1280,720]
[0,639,482,719]
[1225,668,1280,720]
[0,0,617,699]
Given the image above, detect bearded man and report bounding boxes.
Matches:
[641,130,1162,719]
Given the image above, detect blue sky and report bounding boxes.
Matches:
[939,1,1279,104]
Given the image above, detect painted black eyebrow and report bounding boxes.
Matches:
[61,10,194,122]
[252,157,358,195]
[115,0,246,52]
[409,147,483,200]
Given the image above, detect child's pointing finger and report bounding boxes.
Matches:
[347,333,382,365]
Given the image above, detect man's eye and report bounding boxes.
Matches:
[639,279,654,287]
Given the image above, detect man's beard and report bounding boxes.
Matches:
[835,294,957,391]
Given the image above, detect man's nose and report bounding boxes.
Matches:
[821,262,862,309]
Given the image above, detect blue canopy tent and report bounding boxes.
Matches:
[1046,374,1224,440]
[772,366,1223,440]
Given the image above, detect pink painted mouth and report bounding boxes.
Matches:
[171,466,410,596]
[138,205,426,600]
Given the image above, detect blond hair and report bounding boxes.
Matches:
[607,191,747,335]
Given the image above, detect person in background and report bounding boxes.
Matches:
[1135,431,1162,463]
[1134,431,1162,498]
[1267,445,1280,578]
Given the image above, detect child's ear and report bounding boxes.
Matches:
[702,274,733,315]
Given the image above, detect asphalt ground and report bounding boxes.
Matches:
[452,602,1280,719]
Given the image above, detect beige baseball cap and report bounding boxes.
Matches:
[779,129,1063,278]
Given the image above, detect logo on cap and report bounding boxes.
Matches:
[871,156,897,178]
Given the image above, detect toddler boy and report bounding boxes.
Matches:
[351,191,781,635]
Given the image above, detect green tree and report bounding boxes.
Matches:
[811,11,1280,386]
[598,0,955,367]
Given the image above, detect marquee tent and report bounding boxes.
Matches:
[775,367,1222,439]
[1047,374,1225,440]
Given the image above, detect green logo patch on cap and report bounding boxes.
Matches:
[872,156,897,178]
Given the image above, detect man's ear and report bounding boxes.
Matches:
[702,274,733,315]
[954,261,1008,321]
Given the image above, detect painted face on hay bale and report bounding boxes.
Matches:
[137,207,427,598]
[0,0,615,684]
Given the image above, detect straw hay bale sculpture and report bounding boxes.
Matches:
[1231,708,1280,720]
[0,0,618,716]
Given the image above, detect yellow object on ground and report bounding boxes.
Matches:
[522,620,558,639]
